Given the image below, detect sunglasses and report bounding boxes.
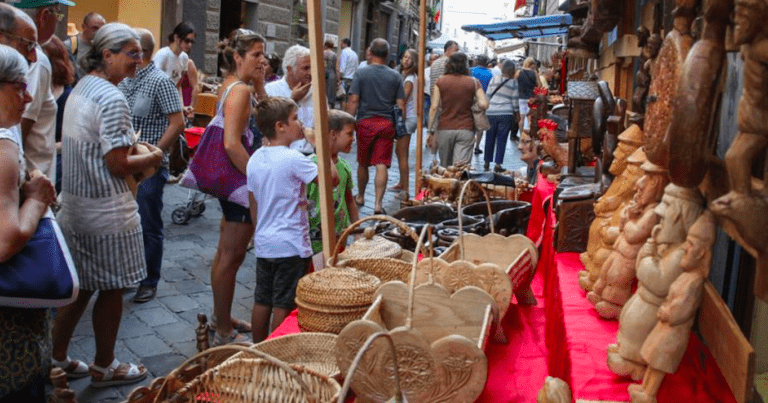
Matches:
[121,50,143,60]
[1,80,28,94]
[1,32,36,53]
[183,38,195,44]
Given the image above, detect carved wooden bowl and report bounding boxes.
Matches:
[336,281,492,403]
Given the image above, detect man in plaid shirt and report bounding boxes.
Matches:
[119,28,184,303]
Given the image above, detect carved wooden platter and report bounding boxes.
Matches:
[336,281,492,403]
[438,233,539,304]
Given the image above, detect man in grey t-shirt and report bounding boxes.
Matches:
[345,38,405,215]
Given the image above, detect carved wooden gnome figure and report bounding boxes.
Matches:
[538,119,568,169]
[588,160,668,319]
[607,184,705,380]
[628,211,717,403]
[579,126,645,291]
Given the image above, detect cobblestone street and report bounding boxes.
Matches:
[64,131,525,402]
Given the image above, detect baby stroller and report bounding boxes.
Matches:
[170,126,210,225]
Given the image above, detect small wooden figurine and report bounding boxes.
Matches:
[196,313,210,352]
[578,128,644,291]
[711,0,768,302]
[537,376,572,403]
[607,184,705,380]
[538,119,569,170]
[627,211,717,403]
[588,160,668,319]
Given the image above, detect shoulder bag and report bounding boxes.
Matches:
[179,81,255,207]
[471,78,491,132]
[0,210,79,308]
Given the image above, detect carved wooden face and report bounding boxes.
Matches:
[609,141,637,176]
[518,131,537,166]
[734,0,766,45]
[653,195,689,246]
[633,172,667,207]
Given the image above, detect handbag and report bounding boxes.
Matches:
[0,210,79,308]
[392,106,409,139]
[471,79,490,132]
[179,81,255,207]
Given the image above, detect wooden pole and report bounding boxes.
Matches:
[415,0,427,195]
[307,0,336,258]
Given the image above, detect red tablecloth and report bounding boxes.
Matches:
[269,273,550,403]
[549,253,737,403]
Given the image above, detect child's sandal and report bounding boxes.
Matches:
[51,356,90,379]
[89,358,148,388]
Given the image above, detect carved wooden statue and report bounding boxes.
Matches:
[627,211,717,403]
[196,313,210,352]
[607,184,705,380]
[578,126,645,291]
[537,376,572,403]
[518,129,541,184]
[538,119,569,169]
[633,27,663,117]
[711,0,768,302]
[588,161,668,319]
[643,0,696,167]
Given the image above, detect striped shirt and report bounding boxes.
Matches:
[58,75,146,290]
[118,61,182,168]
[486,75,520,116]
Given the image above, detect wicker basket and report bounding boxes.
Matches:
[295,267,380,334]
[250,333,340,379]
[150,345,340,403]
[330,215,426,283]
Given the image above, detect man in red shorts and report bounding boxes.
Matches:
[345,38,405,214]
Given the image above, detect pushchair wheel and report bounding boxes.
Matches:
[189,200,206,216]
[172,207,191,225]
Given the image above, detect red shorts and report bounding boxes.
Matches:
[356,116,395,167]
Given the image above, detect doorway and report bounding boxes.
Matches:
[220,0,244,40]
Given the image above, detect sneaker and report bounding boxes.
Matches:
[212,330,252,347]
[474,148,483,154]
[133,284,157,303]
[483,162,490,171]
[494,164,505,173]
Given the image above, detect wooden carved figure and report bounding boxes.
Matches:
[628,211,717,403]
[579,127,645,291]
[643,0,695,166]
[538,119,569,169]
[588,161,668,319]
[711,0,768,302]
[537,376,572,403]
[518,130,541,184]
[607,184,705,380]
[633,27,663,117]
[196,313,210,352]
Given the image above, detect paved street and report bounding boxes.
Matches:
[63,131,525,402]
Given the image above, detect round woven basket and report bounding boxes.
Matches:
[295,299,371,334]
[296,267,380,307]
[251,333,340,379]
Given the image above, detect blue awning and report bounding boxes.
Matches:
[461,14,573,40]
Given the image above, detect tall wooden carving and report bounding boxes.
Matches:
[578,127,645,291]
[628,212,717,403]
[633,27,663,118]
[607,185,705,381]
[710,0,768,302]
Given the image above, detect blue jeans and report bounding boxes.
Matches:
[484,114,516,164]
[137,168,168,287]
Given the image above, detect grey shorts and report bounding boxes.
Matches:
[254,256,310,309]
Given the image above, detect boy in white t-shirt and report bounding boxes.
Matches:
[246,97,338,342]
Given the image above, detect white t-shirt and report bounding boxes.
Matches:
[247,146,318,258]
[152,47,189,85]
[357,60,368,69]
[265,78,315,154]
[23,47,57,180]
[404,74,417,120]
[424,67,431,95]
[339,47,359,79]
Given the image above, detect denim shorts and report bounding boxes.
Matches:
[218,198,252,224]
[254,256,310,309]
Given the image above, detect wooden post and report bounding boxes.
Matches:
[415,0,427,194]
[307,0,336,258]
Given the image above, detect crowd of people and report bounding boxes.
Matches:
[0,0,554,398]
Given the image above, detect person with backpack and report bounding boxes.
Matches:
[63,12,105,82]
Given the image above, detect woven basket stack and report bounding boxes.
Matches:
[295,267,380,334]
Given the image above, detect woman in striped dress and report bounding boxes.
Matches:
[51,23,163,387]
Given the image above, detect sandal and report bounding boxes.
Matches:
[210,315,252,333]
[387,184,403,192]
[373,208,387,215]
[212,329,252,347]
[51,356,90,379]
[354,195,365,207]
[89,358,148,388]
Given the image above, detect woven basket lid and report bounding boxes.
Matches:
[338,227,402,260]
[296,267,381,307]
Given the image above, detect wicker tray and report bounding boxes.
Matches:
[250,333,340,379]
[336,227,493,403]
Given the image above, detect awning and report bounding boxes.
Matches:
[461,14,573,41]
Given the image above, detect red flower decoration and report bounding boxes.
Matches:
[534,87,549,96]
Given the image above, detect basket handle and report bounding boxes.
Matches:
[337,332,405,403]
[154,345,320,403]
[331,215,425,265]
[406,225,430,329]
[457,180,495,261]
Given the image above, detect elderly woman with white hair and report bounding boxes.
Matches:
[0,44,56,403]
[50,23,163,387]
[265,44,314,153]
